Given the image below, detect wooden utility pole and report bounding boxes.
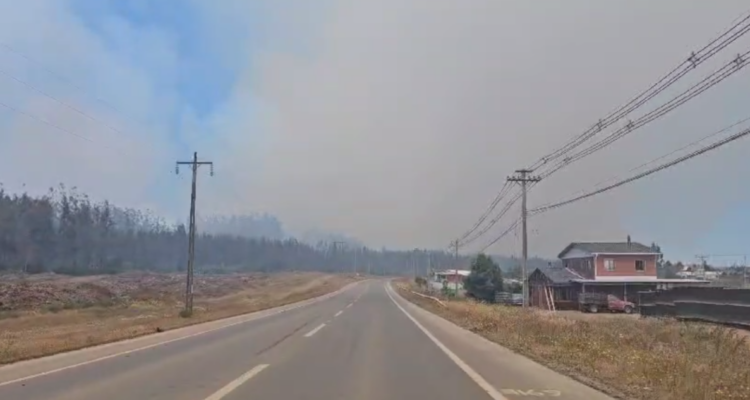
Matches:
[452,239,460,294]
[508,169,541,308]
[411,256,416,279]
[354,247,358,275]
[427,253,433,293]
[176,152,213,316]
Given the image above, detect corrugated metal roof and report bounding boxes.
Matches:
[557,241,657,259]
[532,265,580,284]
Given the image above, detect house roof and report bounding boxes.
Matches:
[435,269,471,277]
[532,265,581,284]
[557,241,657,259]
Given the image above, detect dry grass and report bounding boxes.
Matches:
[0,272,359,365]
[395,281,750,400]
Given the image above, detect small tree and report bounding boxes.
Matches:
[507,264,522,280]
[651,242,664,268]
[464,253,503,302]
[506,281,523,294]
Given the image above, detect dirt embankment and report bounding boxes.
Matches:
[0,272,359,364]
[395,281,750,400]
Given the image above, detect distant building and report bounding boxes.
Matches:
[433,269,470,284]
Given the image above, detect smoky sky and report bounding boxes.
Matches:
[1,1,749,259]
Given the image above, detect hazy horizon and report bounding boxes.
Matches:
[1,1,749,262]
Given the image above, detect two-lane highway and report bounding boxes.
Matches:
[0,280,614,400]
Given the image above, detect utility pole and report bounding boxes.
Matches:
[427,253,433,293]
[508,169,541,308]
[354,247,358,275]
[695,254,709,279]
[176,152,214,316]
[331,241,347,273]
[452,239,460,294]
[427,253,432,277]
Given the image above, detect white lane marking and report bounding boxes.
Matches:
[0,282,361,388]
[304,323,326,338]
[204,364,269,400]
[334,310,343,317]
[346,303,353,308]
[385,283,508,400]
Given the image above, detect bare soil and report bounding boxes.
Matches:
[0,271,359,364]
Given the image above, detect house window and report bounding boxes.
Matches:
[635,260,645,272]
[604,259,615,271]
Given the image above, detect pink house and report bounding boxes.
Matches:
[528,237,709,309]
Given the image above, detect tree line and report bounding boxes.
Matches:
[0,185,469,276]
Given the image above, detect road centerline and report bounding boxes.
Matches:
[303,323,326,338]
[203,364,269,400]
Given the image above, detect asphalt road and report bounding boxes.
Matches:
[0,280,614,400]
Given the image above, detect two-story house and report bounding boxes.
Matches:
[527,238,707,310]
[557,240,659,281]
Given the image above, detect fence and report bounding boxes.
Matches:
[639,286,750,327]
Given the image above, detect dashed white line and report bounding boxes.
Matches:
[385,283,508,400]
[346,303,353,308]
[334,310,343,317]
[304,323,326,337]
[204,364,269,400]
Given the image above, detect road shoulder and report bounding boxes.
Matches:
[387,283,616,400]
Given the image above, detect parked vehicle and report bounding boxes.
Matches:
[494,291,524,306]
[578,293,635,314]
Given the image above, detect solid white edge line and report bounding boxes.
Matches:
[303,323,326,338]
[385,282,508,400]
[203,364,270,400]
[0,281,362,388]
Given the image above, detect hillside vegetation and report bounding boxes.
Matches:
[0,184,459,276]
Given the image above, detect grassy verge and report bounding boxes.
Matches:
[395,281,750,400]
[0,273,359,365]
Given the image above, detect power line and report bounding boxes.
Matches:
[535,114,750,207]
[0,98,123,152]
[460,12,750,251]
[455,181,513,243]
[0,49,242,210]
[529,12,750,171]
[0,65,132,144]
[537,48,750,180]
[529,122,750,215]
[458,189,523,247]
[0,42,142,127]
[478,219,520,253]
